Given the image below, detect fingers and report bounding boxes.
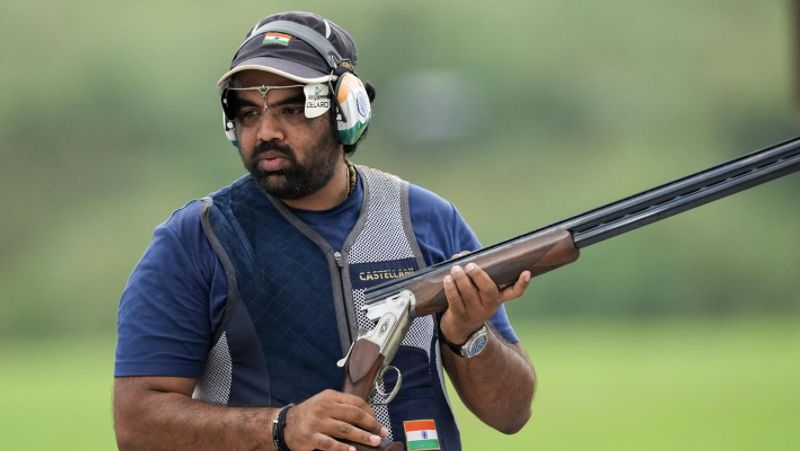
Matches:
[331,420,382,446]
[499,270,532,301]
[450,263,505,313]
[453,263,532,305]
[451,265,488,312]
[329,390,374,416]
[310,432,356,451]
[284,390,388,451]
[330,399,384,436]
[443,272,466,315]
[441,264,488,344]
[309,421,383,450]
[464,263,501,304]
[327,391,385,437]
[450,250,471,260]
[441,259,535,347]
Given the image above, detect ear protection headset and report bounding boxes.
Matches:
[220,20,372,147]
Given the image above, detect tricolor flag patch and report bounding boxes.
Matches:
[263,32,292,46]
[403,419,440,450]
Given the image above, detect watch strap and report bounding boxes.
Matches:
[443,324,488,358]
[444,336,465,355]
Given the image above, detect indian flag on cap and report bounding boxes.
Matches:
[403,420,440,450]
[263,32,292,46]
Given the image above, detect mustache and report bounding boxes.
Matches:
[253,140,295,159]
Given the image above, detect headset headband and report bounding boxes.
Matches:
[236,20,345,72]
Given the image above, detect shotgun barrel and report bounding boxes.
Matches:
[565,136,800,247]
[364,137,800,310]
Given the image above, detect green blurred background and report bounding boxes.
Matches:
[1,0,798,449]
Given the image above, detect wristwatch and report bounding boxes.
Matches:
[445,324,489,358]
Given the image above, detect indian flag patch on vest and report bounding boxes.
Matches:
[263,32,291,46]
[403,420,440,450]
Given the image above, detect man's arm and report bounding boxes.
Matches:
[114,377,387,451]
[114,376,275,450]
[439,263,536,434]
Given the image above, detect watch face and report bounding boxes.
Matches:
[469,335,488,354]
[465,329,489,357]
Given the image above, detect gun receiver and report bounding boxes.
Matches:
[338,292,414,451]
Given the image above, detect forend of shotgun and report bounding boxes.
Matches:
[363,228,579,322]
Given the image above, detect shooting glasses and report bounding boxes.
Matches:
[222,83,332,129]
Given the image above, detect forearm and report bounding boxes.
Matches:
[114,377,277,451]
[442,329,535,434]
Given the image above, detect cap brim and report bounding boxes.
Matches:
[217,57,334,86]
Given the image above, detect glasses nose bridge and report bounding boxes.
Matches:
[254,90,288,138]
[254,88,284,129]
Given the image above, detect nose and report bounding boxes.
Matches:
[255,111,285,143]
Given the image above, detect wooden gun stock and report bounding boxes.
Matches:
[342,339,384,399]
[341,340,405,451]
[376,228,580,317]
[410,228,579,316]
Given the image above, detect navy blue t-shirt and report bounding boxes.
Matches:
[115,175,519,377]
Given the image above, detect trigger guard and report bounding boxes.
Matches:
[372,366,402,406]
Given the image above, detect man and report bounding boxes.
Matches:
[114,11,535,451]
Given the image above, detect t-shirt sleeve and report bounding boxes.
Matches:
[408,184,520,344]
[114,200,228,378]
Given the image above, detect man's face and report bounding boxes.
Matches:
[230,70,341,200]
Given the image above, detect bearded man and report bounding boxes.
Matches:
[114,11,535,451]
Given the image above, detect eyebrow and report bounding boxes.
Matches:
[234,94,306,110]
[235,98,260,109]
[268,94,306,108]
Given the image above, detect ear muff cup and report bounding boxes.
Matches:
[333,72,371,145]
[221,89,239,146]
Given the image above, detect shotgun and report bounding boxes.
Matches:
[339,137,800,451]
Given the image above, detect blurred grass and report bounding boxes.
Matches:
[2,317,799,451]
[0,337,116,450]
[456,317,800,450]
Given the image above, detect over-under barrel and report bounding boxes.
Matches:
[365,137,800,315]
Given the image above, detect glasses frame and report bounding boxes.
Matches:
[225,84,313,129]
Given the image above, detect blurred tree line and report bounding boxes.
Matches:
[0,0,797,337]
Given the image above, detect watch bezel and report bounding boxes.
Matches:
[459,324,489,358]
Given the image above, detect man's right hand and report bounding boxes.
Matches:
[284,389,388,451]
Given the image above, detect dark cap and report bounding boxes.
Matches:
[217,11,359,86]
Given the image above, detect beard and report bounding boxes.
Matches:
[242,130,341,200]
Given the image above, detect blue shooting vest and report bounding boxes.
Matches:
[193,166,461,449]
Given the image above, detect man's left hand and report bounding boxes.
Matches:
[440,260,532,345]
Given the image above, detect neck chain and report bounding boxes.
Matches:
[345,160,357,197]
